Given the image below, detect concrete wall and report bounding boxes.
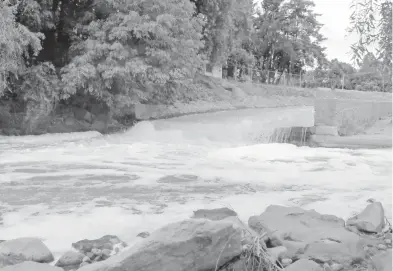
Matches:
[314,98,392,136]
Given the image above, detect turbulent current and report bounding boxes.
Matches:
[0,106,391,258]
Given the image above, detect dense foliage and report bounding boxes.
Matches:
[347,0,392,91]
[0,0,390,134]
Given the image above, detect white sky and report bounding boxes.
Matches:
[313,0,358,64]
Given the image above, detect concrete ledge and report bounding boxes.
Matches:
[310,135,392,149]
[314,98,392,136]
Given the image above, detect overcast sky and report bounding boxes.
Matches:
[313,0,358,64]
[253,0,359,64]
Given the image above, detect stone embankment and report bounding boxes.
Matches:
[0,201,391,271]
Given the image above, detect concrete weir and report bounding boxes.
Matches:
[310,97,392,149]
[270,97,392,149]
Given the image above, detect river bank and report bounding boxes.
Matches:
[0,201,391,271]
[1,75,391,137]
[0,78,316,136]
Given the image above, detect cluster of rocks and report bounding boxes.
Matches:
[56,235,128,270]
[0,236,128,271]
[0,201,391,271]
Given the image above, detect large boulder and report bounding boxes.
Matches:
[346,202,385,233]
[78,219,242,271]
[55,250,84,271]
[0,261,63,271]
[248,205,364,268]
[0,238,54,266]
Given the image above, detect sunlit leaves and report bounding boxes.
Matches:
[61,0,205,108]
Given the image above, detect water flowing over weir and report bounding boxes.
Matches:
[268,127,312,146]
[126,106,315,145]
[0,106,391,258]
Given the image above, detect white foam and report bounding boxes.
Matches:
[0,106,391,258]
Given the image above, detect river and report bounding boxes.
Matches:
[0,106,391,258]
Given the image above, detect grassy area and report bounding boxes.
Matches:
[144,76,316,120]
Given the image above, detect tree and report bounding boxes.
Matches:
[250,0,327,83]
[191,0,254,65]
[61,0,205,113]
[348,0,392,68]
[0,1,43,96]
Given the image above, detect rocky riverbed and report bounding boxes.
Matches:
[0,201,391,271]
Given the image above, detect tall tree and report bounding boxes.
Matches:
[61,0,205,112]
[191,0,253,65]
[0,1,43,95]
[252,0,326,74]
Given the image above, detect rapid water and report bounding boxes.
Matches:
[0,106,391,258]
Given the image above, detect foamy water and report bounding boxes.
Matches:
[0,106,391,259]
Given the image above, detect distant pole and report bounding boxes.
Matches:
[299,72,302,87]
[341,74,345,90]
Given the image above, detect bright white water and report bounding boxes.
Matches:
[0,106,391,259]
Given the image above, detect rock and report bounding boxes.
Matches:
[91,249,101,256]
[136,232,150,238]
[330,263,344,271]
[249,205,363,268]
[281,258,292,267]
[82,256,91,263]
[0,254,26,268]
[101,249,111,260]
[346,202,385,233]
[0,261,63,271]
[85,252,94,260]
[192,207,238,221]
[377,244,387,250]
[384,239,391,245]
[77,219,242,271]
[72,235,126,254]
[80,262,90,268]
[267,246,288,262]
[55,251,84,270]
[284,259,323,271]
[0,238,54,264]
[371,249,392,271]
